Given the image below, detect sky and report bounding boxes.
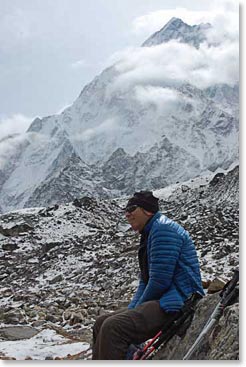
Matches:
[0,0,240,141]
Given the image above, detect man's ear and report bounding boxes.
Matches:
[142,209,154,217]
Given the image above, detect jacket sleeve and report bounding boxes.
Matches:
[135,224,183,307]
[128,277,146,309]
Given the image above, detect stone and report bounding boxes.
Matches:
[43,241,62,253]
[0,222,33,237]
[207,304,239,360]
[3,310,26,325]
[31,320,46,328]
[154,293,239,360]
[2,243,19,251]
[49,274,64,284]
[202,279,211,289]
[0,326,39,341]
[181,185,189,192]
[207,278,226,294]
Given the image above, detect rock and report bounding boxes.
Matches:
[31,320,46,328]
[45,314,61,323]
[153,293,239,360]
[180,212,188,220]
[72,197,97,210]
[49,274,64,284]
[69,312,84,326]
[0,326,39,341]
[209,173,225,186]
[2,243,19,251]
[207,278,226,294]
[202,279,211,289]
[39,205,59,217]
[181,185,189,192]
[201,249,209,257]
[0,222,33,237]
[42,241,62,253]
[3,310,26,325]
[207,304,239,360]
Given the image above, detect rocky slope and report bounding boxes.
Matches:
[0,165,239,359]
[0,17,239,212]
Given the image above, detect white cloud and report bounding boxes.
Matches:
[75,117,120,142]
[0,114,33,141]
[132,0,239,42]
[134,85,182,114]
[107,23,238,95]
[132,8,212,37]
[0,114,35,169]
[0,133,27,169]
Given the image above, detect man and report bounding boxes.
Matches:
[92,191,204,360]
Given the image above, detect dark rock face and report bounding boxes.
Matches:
[154,293,239,360]
[207,304,239,360]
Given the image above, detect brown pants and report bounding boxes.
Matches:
[92,301,178,360]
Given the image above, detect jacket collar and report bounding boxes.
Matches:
[142,211,162,234]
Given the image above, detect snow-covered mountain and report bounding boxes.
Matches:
[0,17,239,212]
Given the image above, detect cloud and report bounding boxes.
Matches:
[0,133,27,169]
[132,8,212,37]
[132,0,238,42]
[134,86,182,113]
[107,24,238,95]
[0,114,38,169]
[0,129,55,169]
[74,117,121,142]
[127,0,239,92]
[0,114,33,141]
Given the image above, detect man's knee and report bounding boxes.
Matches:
[93,314,109,338]
[100,316,117,335]
[100,314,128,342]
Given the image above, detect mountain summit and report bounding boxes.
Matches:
[142,17,211,48]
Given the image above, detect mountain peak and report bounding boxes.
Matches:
[142,17,211,48]
[163,17,186,29]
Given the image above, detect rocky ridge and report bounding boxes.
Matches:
[0,165,239,359]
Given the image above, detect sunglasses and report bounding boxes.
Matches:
[125,205,139,214]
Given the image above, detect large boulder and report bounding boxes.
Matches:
[154,292,239,360]
[0,326,39,341]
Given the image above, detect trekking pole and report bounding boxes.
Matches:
[133,292,203,360]
[183,269,239,360]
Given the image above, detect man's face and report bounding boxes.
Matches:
[125,206,152,232]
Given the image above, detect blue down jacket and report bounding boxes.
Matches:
[128,212,204,312]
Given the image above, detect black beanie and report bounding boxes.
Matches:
[125,191,159,213]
